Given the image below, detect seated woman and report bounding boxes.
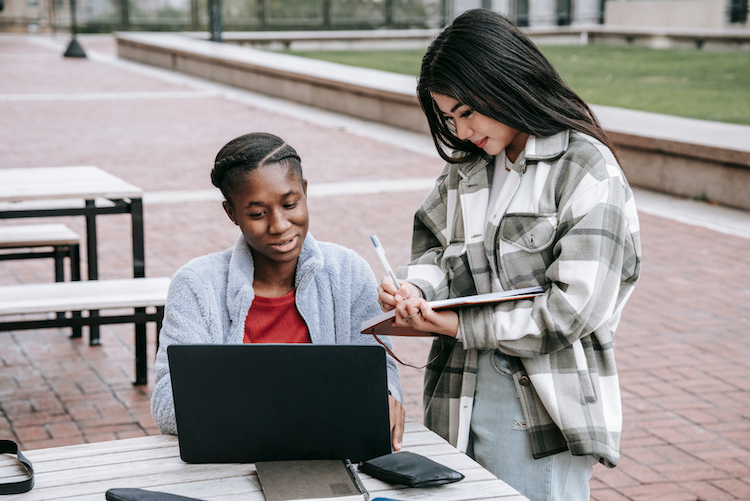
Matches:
[151,132,405,450]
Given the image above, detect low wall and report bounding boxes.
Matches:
[193,29,441,51]
[115,32,750,211]
[116,33,426,132]
[181,26,750,51]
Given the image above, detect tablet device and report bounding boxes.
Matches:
[167,344,392,464]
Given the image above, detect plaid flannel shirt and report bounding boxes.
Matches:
[398,131,641,467]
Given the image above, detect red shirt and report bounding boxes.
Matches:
[243,289,311,344]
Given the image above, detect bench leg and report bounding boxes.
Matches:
[133,308,147,386]
[69,244,84,339]
[54,246,66,321]
[85,200,101,346]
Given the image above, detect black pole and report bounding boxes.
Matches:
[190,0,199,31]
[63,0,86,58]
[384,0,393,27]
[209,0,222,42]
[322,0,331,29]
[120,0,130,30]
[256,0,265,29]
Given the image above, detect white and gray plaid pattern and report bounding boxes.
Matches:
[399,131,642,468]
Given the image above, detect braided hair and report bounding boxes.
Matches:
[211,132,303,206]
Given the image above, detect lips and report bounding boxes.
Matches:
[475,137,488,148]
[271,235,298,253]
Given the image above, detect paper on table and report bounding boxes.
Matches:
[361,286,545,337]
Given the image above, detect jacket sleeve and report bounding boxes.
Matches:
[151,266,221,435]
[460,169,641,356]
[397,170,454,302]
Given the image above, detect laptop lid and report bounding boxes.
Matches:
[167,344,392,464]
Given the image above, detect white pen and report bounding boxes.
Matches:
[370,235,400,288]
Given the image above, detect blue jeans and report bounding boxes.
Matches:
[467,350,593,501]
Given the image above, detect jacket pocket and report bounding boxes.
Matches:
[499,213,558,252]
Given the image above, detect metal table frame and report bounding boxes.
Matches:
[0,166,150,384]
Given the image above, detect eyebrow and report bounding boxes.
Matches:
[450,103,463,113]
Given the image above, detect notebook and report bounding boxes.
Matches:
[361,286,545,337]
[167,344,392,464]
[255,459,368,501]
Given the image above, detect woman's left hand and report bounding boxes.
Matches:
[393,298,459,337]
[388,395,406,451]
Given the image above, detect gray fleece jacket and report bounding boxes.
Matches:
[151,233,402,435]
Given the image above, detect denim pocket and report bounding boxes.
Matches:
[490,351,514,380]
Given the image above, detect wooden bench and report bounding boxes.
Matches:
[0,224,82,281]
[0,223,84,337]
[0,277,170,385]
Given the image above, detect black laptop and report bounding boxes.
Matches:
[167,344,392,464]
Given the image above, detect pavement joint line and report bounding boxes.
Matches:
[0,91,221,102]
[14,34,750,241]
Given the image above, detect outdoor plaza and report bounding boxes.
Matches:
[1,32,750,500]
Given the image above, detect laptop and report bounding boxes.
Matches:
[167,344,392,464]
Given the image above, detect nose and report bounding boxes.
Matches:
[454,119,473,141]
[268,210,292,234]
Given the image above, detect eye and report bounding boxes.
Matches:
[460,109,473,119]
[283,201,298,210]
[444,117,457,134]
[249,211,266,218]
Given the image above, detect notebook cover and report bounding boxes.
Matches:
[256,460,367,501]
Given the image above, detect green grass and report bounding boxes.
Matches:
[277,45,750,125]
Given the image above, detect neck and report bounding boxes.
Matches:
[506,132,529,163]
[250,249,298,298]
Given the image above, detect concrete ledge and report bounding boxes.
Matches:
[594,106,750,209]
[116,32,426,133]
[115,32,750,211]
[179,26,750,51]
[183,29,440,51]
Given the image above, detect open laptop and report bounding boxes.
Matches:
[167,344,392,464]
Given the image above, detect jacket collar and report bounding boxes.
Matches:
[225,233,324,325]
[515,131,570,168]
[457,130,570,178]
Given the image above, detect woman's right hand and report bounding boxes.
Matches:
[377,277,421,312]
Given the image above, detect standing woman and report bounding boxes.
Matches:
[378,9,641,501]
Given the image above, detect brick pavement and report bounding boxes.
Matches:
[1,34,749,500]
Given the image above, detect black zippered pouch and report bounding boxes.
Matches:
[358,451,464,488]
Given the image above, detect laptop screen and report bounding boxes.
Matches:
[168,344,392,463]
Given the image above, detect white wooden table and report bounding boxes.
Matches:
[0,166,145,349]
[0,418,529,501]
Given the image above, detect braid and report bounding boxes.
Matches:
[211,133,303,205]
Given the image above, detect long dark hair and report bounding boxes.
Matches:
[210,132,303,206]
[418,9,617,163]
